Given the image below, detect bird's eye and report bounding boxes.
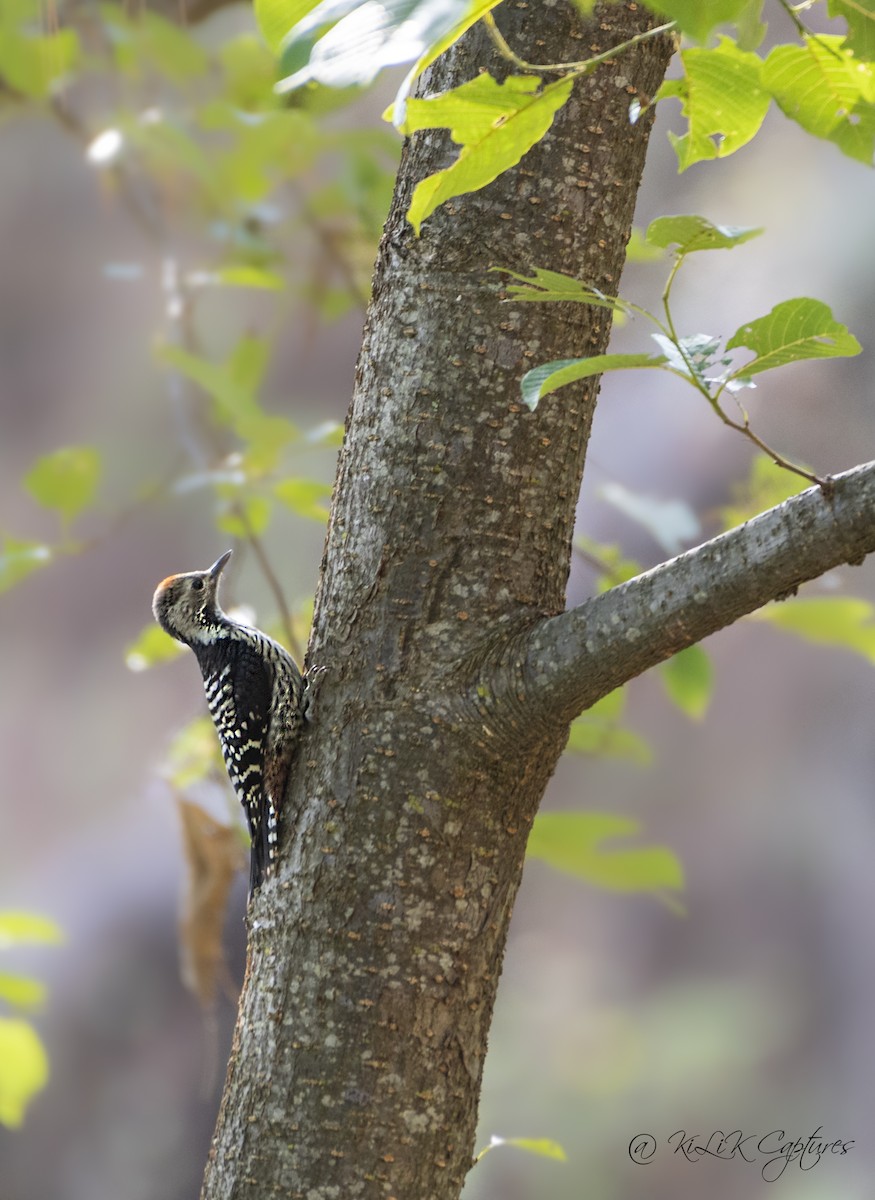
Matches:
[191,578,205,592]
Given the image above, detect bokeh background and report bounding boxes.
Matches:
[1,4,875,1199]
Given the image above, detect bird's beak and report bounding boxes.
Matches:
[209,549,233,579]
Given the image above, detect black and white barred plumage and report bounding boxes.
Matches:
[152,550,305,895]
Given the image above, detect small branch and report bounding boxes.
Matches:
[488,459,875,732]
[483,12,676,76]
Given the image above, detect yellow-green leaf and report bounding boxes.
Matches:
[24,446,101,525]
[527,812,684,896]
[0,913,63,949]
[163,716,223,790]
[763,36,875,163]
[719,453,808,529]
[660,645,713,720]
[124,623,185,672]
[750,598,875,663]
[0,538,52,595]
[402,73,574,235]
[725,298,861,380]
[656,37,770,170]
[0,1018,48,1128]
[274,478,332,522]
[475,1135,568,1164]
[0,973,46,1011]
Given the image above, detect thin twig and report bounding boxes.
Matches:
[483,13,676,75]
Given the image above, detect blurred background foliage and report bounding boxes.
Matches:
[1,1,875,1198]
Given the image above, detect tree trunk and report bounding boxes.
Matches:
[201,5,875,1198]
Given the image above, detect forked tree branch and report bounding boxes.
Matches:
[485,460,875,733]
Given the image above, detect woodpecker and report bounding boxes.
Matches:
[152,550,306,895]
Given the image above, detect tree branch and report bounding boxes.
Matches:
[494,459,875,732]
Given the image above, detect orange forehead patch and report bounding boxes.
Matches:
[156,574,181,591]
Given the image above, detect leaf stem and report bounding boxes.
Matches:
[660,253,825,488]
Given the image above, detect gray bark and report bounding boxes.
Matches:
[201,5,874,1199]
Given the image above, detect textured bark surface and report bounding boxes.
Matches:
[201,5,875,1200]
[203,6,676,1198]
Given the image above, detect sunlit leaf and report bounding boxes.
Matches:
[645,0,753,42]
[573,535,641,591]
[750,598,875,663]
[402,73,574,235]
[625,226,665,263]
[763,36,875,164]
[274,478,332,521]
[527,813,684,895]
[646,214,763,254]
[0,1018,48,1128]
[0,973,46,1011]
[719,454,807,529]
[475,1135,568,1163]
[566,689,651,765]
[216,491,273,538]
[0,27,79,98]
[725,298,861,381]
[660,645,713,720]
[124,623,185,672]
[521,353,666,411]
[0,913,63,949]
[164,717,223,790]
[194,266,286,290]
[24,446,101,525]
[827,0,875,59]
[0,539,52,595]
[657,37,770,170]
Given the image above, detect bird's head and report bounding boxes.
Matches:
[152,549,232,644]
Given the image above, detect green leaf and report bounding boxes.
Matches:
[274,478,332,521]
[475,1135,568,1164]
[625,226,665,263]
[219,34,279,111]
[0,973,46,1011]
[566,689,652,765]
[660,645,713,720]
[750,598,875,663]
[124,623,185,672]
[0,913,63,949]
[388,0,504,123]
[0,538,52,595]
[763,36,875,164]
[521,353,666,411]
[24,446,101,525]
[0,1018,48,1128]
[719,453,807,529]
[646,0,754,42]
[646,214,763,254]
[99,7,207,82]
[163,716,223,790]
[196,266,286,291]
[827,0,875,60]
[573,535,641,592]
[402,73,574,235]
[216,492,273,538]
[656,38,770,170]
[527,813,684,896]
[725,298,861,380]
[498,267,629,310]
[255,0,321,54]
[566,721,652,764]
[0,27,79,99]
